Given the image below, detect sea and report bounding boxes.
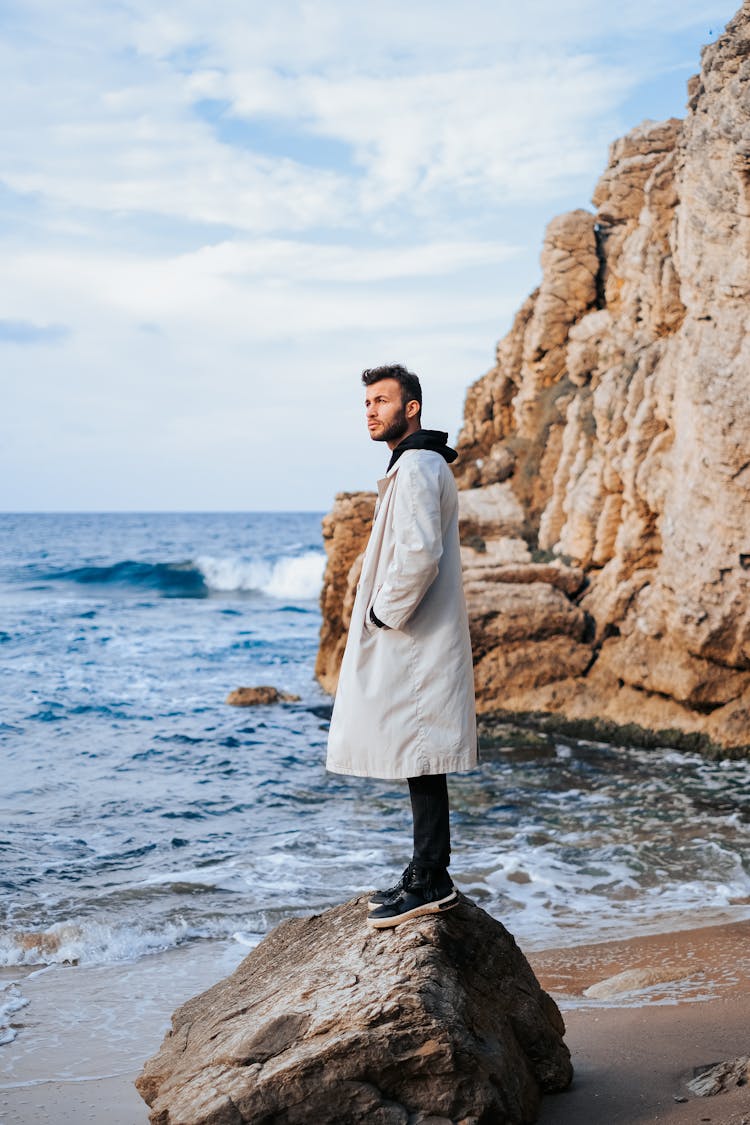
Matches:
[1,512,750,1093]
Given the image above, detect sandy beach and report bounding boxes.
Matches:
[1,915,749,1124]
[531,919,750,1124]
[537,997,750,1124]
[0,1073,146,1125]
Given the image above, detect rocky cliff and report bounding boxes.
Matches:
[316,4,750,752]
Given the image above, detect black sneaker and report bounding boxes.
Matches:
[367,865,458,929]
[368,862,413,909]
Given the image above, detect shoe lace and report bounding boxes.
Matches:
[395,861,413,893]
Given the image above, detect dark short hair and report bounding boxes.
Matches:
[361,364,422,413]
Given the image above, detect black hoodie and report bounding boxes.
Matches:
[386,429,458,473]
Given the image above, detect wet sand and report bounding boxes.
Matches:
[0,941,246,1125]
[0,1073,146,1125]
[1,918,749,1124]
[529,919,750,1124]
[537,997,750,1124]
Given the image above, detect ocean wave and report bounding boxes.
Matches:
[0,919,199,968]
[195,552,325,600]
[40,552,326,601]
[48,560,207,597]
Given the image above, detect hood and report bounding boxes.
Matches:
[386,429,458,473]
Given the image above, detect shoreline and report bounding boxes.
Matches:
[477,709,750,761]
[2,914,749,1124]
[528,916,750,1006]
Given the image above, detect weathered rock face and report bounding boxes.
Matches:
[316,491,590,709]
[316,6,750,751]
[316,491,377,694]
[137,896,572,1124]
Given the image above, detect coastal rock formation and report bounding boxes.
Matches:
[316,5,750,751]
[137,896,572,1124]
[316,491,376,694]
[225,686,301,706]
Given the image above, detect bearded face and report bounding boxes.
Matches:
[365,379,417,445]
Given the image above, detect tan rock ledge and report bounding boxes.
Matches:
[136,896,573,1125]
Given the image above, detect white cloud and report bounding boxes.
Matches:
[1,239,517,344]
[0,0,738,508]
[291,58,632,205]
[2,0,718,236]
[124,0,731,68]
[172,237,520,282]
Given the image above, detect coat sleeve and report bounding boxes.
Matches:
[370,455,444,630]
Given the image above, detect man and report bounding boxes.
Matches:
[326,364,477,929]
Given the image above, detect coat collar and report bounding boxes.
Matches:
[385,450,410,477]
[376,453,404,499]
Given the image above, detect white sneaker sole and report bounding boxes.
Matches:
[366,890,459,929]
[367,894,401,912]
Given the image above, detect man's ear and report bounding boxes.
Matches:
[405,399,420,420]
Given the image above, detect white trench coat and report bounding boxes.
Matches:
[326,449,477,780]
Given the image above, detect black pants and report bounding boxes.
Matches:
[408,774,450,871]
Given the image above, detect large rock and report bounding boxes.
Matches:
[315,5,750,752]
[136,897,572,1124]
[225,686,301,706]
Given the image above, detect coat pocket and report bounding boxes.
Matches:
[362,585,383,633]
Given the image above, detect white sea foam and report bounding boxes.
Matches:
[456,834,750,950]
[262,553,326,600]
[0,985,30,1047]
[0,919,199,968]
[196,551,325,600]
[142,861,246,893]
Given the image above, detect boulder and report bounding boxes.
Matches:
[225,686,300,706]
[136,896,572,1125]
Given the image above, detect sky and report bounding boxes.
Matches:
[0,0,738,511]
